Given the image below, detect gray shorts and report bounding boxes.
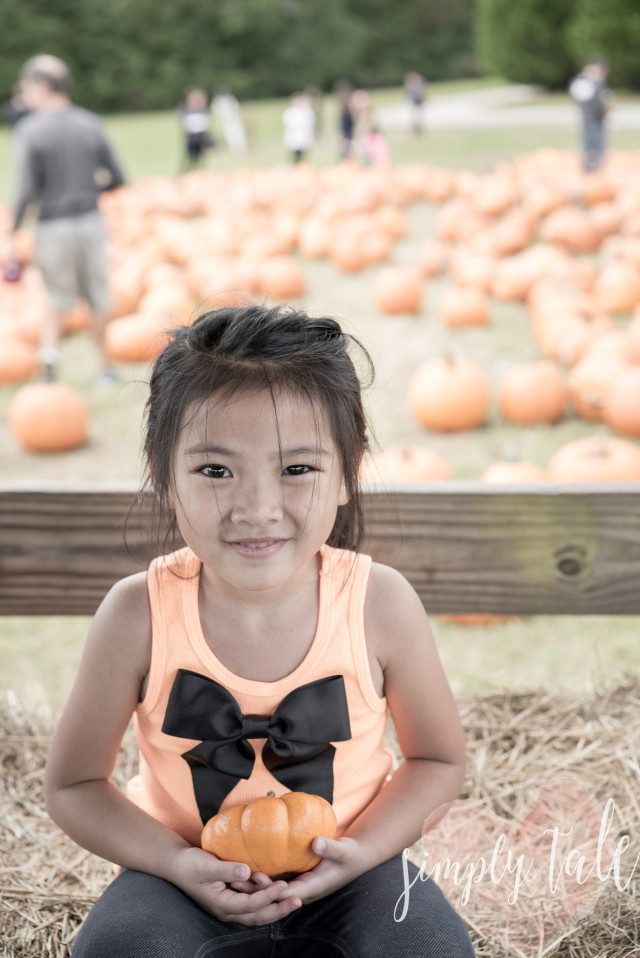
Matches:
[36,209,110,315]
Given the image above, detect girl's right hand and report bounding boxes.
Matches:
[170,847,302,925]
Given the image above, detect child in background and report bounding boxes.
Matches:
[364,125,392,166]
[46,306,475,957]
[282,92,316,163]
[179,87,214,171]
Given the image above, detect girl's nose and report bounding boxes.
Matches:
[229,478,284,526]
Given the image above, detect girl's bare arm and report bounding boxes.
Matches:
[283,563,466,901]
[45,573,300,923]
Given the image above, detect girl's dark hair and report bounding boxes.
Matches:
[143,305,374,555]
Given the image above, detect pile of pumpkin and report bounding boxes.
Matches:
[2,148,640,471]
[383,148,640,483]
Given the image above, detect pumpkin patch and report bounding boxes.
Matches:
[1,145,640,480]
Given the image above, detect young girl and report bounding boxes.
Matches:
[46,305,475,957]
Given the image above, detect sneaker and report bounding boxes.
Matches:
[36,347,61,383]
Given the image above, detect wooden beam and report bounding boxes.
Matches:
[1,481,640,615]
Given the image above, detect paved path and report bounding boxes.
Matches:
[376,84,640,131]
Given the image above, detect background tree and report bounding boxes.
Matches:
[476,0,577,89]
[567,0,640,88]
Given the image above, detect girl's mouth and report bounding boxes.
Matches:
[226,538,288,558]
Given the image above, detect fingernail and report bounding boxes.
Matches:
[315,838,326,853]
[236,865,250,880]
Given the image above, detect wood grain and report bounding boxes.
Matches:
[1,481,639,615]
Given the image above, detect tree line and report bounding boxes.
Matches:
[1,0,638,115]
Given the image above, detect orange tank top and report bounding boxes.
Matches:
[127,544,392,846]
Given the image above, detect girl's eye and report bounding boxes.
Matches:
[200,464,232,479]
[282,464,315,476]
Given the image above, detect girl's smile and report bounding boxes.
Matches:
[171,388,348,597]
[225,538,289,559]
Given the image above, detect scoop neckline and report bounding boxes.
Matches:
[183,545,334,696]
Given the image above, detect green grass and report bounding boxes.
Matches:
[1,612,637,716]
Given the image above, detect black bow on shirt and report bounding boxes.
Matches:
[161,669,351,823]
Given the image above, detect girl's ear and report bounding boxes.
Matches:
[338,476,349,507]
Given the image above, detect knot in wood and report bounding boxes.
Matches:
[554,545,587,580]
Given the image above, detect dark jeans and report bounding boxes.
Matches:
[72,855,475,957]
[582,121,606,172]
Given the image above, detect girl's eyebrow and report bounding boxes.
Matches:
[183,443,333,459]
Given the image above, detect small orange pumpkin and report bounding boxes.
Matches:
[8,382,89,452]
[546,435,640,482]
[258,256,306,300]
[567,353,629,421]
[417,239,450,278]
[359,445,453,483]
[201,792,337,877]
[0,337,39,385]
[603,366,640,437]
[498,361,567,425]
[407,354,490,432]
[105,313,172,363]
[593,260,640,314]
[372,266,423,315]
[481,461,547,483]
[438,286,489,328]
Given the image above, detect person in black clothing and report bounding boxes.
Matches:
[178,88,214,171]
[569,55,612,173]
[335,81,355,159]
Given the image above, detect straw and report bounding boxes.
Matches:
[2,679,639,956]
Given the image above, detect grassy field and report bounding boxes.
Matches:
[1,80,639,715]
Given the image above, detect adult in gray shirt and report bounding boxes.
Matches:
[10,54,126,383]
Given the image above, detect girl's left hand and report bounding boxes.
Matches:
[230,836,361,904]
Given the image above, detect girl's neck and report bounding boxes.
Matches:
[196,553,322,681]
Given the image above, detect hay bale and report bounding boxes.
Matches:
[0,692,137,957]
[2,681,639,956]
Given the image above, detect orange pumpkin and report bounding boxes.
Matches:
[567,353,629,421]
[297,217,332,259]
[407,355,490,432]
[481,461,547,483]
[448,248,495,292]
[372,266,423,315]
[105,313,172,363]
[539,206,602,253]
[359,445,453,483]
[329,231,369,272]
[8,382,89,452]
[438,286,489,328]
[0,337,39,385]
[258,256,306,300]
[138,281,196,325]
[417,240,450,278]
[498,361,567,425]
[201,792,337,877]
[546,435,640,482]
[374,205,408,239]
[603,366,640,437]
[593,260,640,314]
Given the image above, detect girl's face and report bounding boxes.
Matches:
[170,388,348,597]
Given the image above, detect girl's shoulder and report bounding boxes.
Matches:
[94,570,151,638]
[366,560,421,605]
[364,561,431,665]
